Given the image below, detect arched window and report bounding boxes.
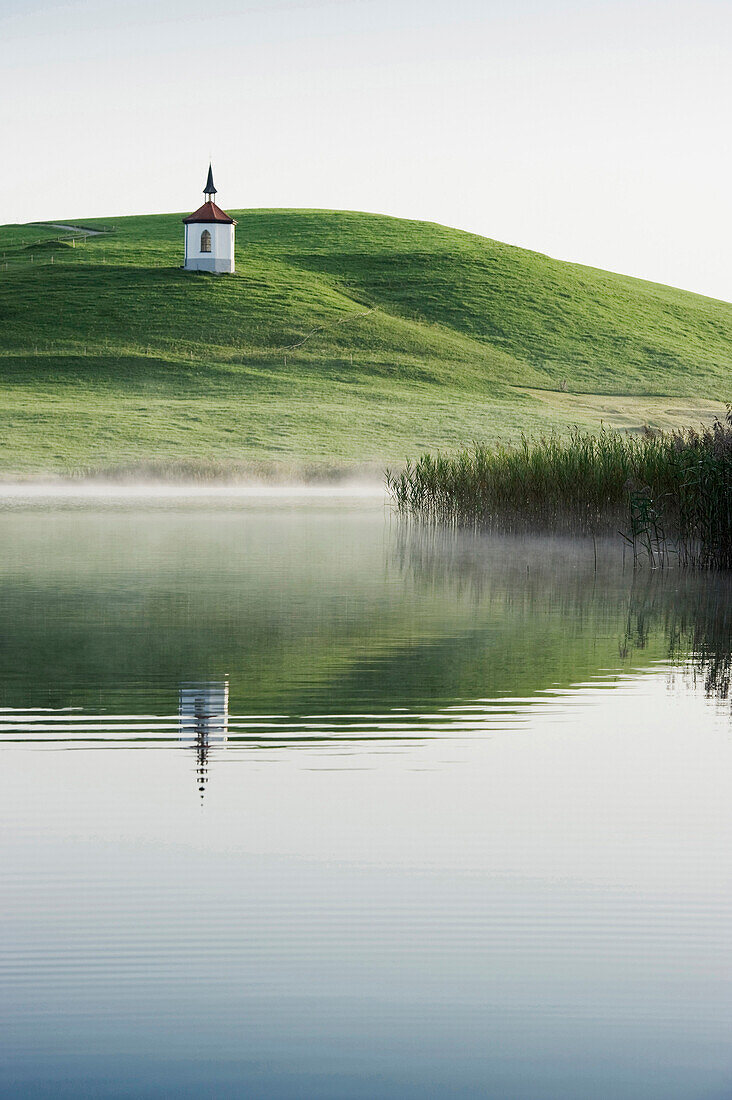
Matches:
[200,229,212,253]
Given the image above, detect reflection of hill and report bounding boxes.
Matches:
[0,507,728,715]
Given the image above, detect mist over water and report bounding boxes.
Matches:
[0,479,387,503]
[0,493,730,1099]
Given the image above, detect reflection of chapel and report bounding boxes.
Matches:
[183,165,236,274]
[179,681,229,801]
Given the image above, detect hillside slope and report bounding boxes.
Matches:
[0,210,729,473]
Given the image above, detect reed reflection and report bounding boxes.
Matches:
[623,575,732,708]
[394,525,732,711]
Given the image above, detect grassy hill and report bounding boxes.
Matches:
[0,209,729,475]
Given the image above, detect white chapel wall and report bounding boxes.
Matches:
[184,222,235,273]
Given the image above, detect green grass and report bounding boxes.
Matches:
[0,209,730,474]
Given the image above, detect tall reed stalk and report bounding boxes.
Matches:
[386,410,732,569]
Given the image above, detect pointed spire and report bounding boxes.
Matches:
[204,164,217,198]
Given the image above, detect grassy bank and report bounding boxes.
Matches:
[0,210,731,474]
[387,411,732,568]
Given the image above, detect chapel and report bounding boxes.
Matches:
[183,165,236,273]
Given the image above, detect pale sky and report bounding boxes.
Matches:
[2,0,731,301]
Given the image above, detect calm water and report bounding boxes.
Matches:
[1,490,731,1099]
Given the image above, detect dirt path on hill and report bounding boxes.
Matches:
[41,223,104,236]
[273,307,376,352]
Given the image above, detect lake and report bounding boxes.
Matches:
[1,489,730,1099]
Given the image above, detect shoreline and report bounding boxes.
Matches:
[0,459,389,492]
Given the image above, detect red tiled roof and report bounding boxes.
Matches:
[183,201,236,225]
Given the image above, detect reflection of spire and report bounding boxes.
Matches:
[195,721,209,800]
[179,681,229,803]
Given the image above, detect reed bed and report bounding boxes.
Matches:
[387,410,732,569]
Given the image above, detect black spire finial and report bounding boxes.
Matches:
[204,164,217,198]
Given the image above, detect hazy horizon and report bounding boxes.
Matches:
[2,0,731,301]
